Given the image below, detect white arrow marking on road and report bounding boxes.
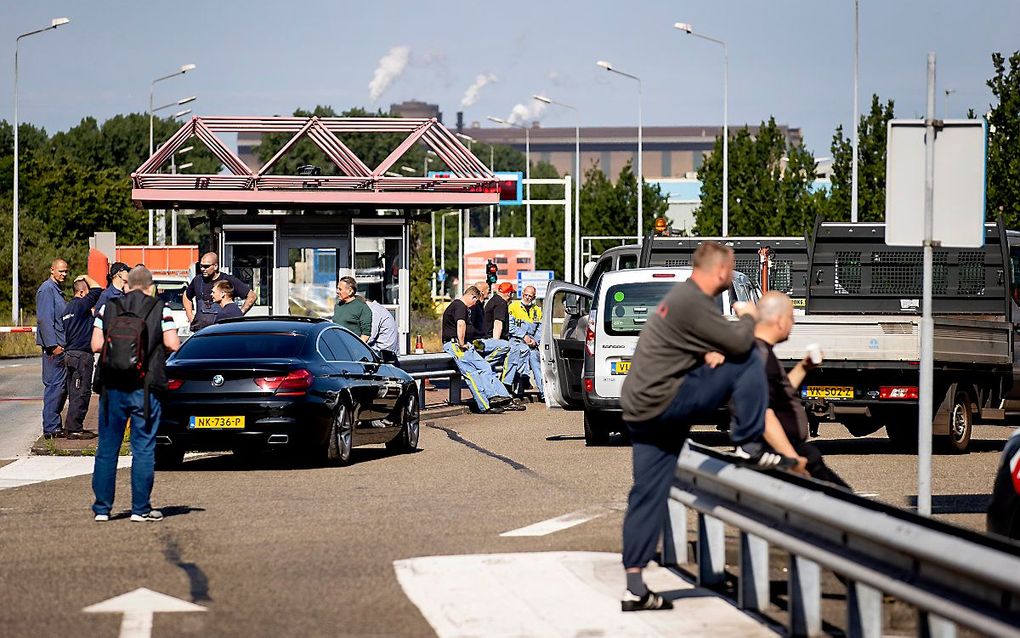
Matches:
[83,588,206,638]
[500,502,626,537]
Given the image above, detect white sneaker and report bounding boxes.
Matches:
[94,513,110,522]
[130,510,164,522]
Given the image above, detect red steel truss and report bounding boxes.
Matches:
[131,116,500,208]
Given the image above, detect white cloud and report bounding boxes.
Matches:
[461,73,498,108]
[368,46,411,102]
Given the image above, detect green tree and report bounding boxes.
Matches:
[695,117,820,236]
[827,95,895,222]
[986,51,1020,225]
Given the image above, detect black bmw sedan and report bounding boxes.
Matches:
[157,316,419,468]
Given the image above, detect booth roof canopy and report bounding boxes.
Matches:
[131,116,500,209]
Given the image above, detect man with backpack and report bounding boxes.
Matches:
[90,266,180,522]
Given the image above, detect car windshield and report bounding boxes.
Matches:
[603,282,676,336]
[155,281,186,311]
[175,333,307,360]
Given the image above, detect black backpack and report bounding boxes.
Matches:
[100,296,160,388]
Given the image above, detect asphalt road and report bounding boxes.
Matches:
[0,377,1014,636]
[0,357,46,458]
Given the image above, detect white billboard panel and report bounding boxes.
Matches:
[463,237,537,285]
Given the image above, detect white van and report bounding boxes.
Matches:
[540,267,760,445]
[153,276,191,338]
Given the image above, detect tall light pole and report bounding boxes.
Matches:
[150,99,196,245]
[488,116,532,237]
[674,23,729,236]
[851,0,859,223]
[597,60,643,244]
[533,95,580,283]
[13,17,71,326]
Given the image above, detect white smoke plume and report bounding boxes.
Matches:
[368,46,411,102]
[506,99,547,126]
[461,73,498,108]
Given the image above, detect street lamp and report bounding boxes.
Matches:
[851,0,859,223]
[12,16,71,326]
[534,94,580,283]
[488,115,533,237]
[149,65,196,156]
[153,102,196,245]
[596,60,644,245]
[400,166,416,174]
[674,22,729,236]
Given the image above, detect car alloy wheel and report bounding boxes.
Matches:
[404,392,420,450]
[328,404,354,465]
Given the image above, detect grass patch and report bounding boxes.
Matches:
[0,332,38,358]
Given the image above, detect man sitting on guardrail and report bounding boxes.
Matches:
[618,241,795,612]
[473,281,514,387]
[754,291,851,489]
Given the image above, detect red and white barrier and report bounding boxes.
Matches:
[0,327,36,333]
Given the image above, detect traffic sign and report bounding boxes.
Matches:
[437,269,447,282]
[516,270,555,299]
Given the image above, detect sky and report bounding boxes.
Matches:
[2,0,1018,155]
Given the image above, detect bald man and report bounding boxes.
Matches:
[183,252,256,332]
[36,258,70,439]
[754,291,850,489]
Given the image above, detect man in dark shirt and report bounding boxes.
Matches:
[618,242,784,613]
[755,291,850,489]
[95,262,130,318]
[212,280,244,322]
[183,252,256,332]
[474,282,514,388]
[62,275,103,439]
[468,281,490,341]
[441,286,515,414]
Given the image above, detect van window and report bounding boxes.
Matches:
[618,254,638,270]
[603,282,676,336]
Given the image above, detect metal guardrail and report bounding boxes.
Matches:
[663,442,1020,637]
[399,353,463,407]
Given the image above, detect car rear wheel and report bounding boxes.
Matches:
[938,392,973,454]
[155,445,185,470]
[326,404,354,465]
[387,391,420,453]
[583,410,611,447]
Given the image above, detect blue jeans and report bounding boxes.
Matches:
[621,349,766,569]
[41,351,67,434]
[443,341,510,411]
[91,388,161,517]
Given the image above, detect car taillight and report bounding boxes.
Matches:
[584,378,594,393]
[879,386,918,400]
[255,369,314,396]
[585,315,596,356]
[167,379,183,391]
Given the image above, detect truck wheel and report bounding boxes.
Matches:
[939,392,973,453]
[583,411,611,447]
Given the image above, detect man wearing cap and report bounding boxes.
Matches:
[475,282,515,388]
[95,262,130,318]
[508,285,545,398]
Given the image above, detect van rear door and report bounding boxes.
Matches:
[540,281,593,409]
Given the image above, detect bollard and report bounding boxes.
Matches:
[697,513,726,586]
[789,554,822,637]
[738,532,769,612]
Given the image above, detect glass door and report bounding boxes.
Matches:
[278,235,350,319]
[220,226,276,317]
[352,218,409,354]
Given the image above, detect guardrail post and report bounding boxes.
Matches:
[449,375,462,404]
[415,379,426,409]
[789,554,822,637]
[919,612,957,638]
[738,532,769,612]
[697,513,726,586]
[661,499,688,566]
[846,580,882,638]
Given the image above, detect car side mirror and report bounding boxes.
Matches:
[378,349,398,364]
[563,295,579,316]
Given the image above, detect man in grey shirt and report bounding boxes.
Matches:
[365,297,399,355]
[618,241,787,612]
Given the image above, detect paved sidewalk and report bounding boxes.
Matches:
[0,456,130,490]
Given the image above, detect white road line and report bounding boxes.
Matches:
[394,552,775,637]
[0,456,130,490]
[500,506,615,537]
[855,492,880,498]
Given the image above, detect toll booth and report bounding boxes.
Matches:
[131,116,499,353]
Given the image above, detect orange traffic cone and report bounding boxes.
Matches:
[414,334,425,354]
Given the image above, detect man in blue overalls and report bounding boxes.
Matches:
[508,285,545,399]
[36,259,70,439]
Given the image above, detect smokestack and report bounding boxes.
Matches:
[457,112,464,133]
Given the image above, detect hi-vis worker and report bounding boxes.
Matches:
[441,286,522,414]
[508,285,544,398]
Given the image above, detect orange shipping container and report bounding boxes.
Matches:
[115,246,198,277]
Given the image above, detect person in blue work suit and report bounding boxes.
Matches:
[62,274,103,439]
[508,285,545,399]
[472,281,513,386]
[36,259,70,439]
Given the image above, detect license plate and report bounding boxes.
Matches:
[803,386,853,400]
[611,361,631,375]
[189,415,245,429]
